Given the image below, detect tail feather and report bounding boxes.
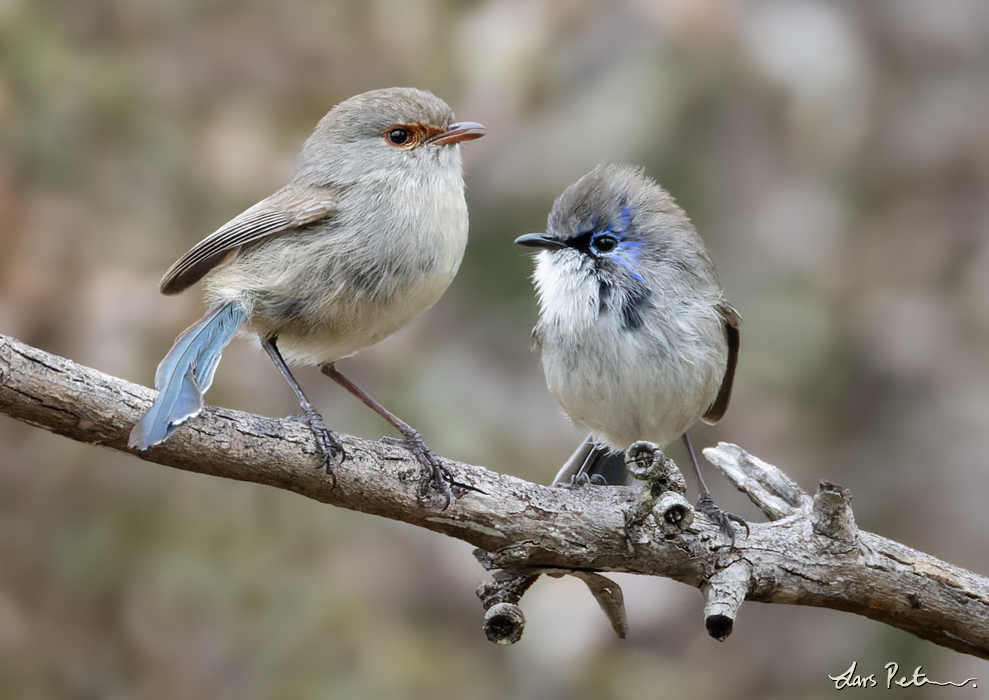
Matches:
[130,301,249,450]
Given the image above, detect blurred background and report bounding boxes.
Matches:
[2,0,988,697]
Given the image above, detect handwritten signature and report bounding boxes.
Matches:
[830,661,977,689]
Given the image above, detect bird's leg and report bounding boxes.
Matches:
[552,437,618,487]
[319,363,454,508]
[682,433,748,543]
[552,436,595,486]
[565,443,608,487]
[261,337,343,480]
[569,445,620,486]
[574,444,611,486]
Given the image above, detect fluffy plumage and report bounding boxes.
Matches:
[517,164,739,482]
[131,88,484,454]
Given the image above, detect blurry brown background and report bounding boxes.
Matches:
[2,0,988,697]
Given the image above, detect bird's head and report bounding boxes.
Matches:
[295,87,484,186]
[517,164,718,332]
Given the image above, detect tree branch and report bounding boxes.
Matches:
[2,331,988,658]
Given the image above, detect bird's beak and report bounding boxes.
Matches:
[514,233,567,249]
[429,121,486,146]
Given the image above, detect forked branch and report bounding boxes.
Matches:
[1,332,987,658]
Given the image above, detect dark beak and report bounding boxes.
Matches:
[428,121,486,146]
[514,232,567,250]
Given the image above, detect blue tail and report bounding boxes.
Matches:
[129,300,249,450]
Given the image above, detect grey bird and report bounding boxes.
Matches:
[129,87,485,504]
[515,164,743,532]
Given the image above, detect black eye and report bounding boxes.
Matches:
[591,234,618,254]
[386,128,410,146]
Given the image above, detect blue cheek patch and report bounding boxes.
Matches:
[599,207,644,282]
[612,246,645,282]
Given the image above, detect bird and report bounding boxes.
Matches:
[515,164,743,533]
[129,87,485,505]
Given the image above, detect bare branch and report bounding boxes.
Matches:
[2,332,988,658]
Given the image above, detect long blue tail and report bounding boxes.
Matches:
[129,300,249,450]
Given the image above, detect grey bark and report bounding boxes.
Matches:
[1,332,987,658]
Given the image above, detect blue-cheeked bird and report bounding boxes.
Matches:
[516,164,743,532]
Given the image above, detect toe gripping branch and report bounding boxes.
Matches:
[473,443,696,645]
[700,443,861,641]
[475,442,865,645]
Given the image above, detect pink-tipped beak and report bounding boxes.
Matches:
[428,121,486,146]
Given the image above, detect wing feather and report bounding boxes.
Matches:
[159,186,340,295]
[701,301,741,424]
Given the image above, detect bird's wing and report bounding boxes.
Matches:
[701,301,741,424]
[159,185,342,295]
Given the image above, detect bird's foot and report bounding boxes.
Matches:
[302,409,344,484]
[557,472,608,488]
[695,492,749,545]
[399,430,454,509]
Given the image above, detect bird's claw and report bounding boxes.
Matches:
[696,492,749,545]
[304,410,344,484]
[557,472,608,488]
[402,432,454,509]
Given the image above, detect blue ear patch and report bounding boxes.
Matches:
[609,237,644,282]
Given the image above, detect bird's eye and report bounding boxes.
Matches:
[386,128,410,146]
[592,234,618,254]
